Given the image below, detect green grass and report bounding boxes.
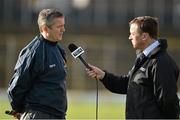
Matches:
[0,100,125,119]
[67,102,125,119]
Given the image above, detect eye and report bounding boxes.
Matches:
[58,25,64,29]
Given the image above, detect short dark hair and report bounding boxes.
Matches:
[129,16,159,39]
[38,8,63,29]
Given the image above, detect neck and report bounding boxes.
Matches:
[142,38,156,51]
[41,32,56,42]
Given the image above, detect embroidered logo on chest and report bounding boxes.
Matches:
[49,64,56,68]
[140,67,146,72]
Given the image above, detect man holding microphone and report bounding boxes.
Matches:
[86,16,180,119]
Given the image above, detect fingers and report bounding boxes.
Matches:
[13,113,21,119]
[5,110,22,120]
[87,64,94,70]
[86,64,105,80]
[86,68,97,78]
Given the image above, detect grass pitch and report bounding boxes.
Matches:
[0,99,125,119]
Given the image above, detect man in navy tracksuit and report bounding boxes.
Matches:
[7,9,67,119]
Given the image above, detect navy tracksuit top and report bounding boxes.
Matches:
[7,34,67,117]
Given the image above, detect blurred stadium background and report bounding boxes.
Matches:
[0,0,180,119]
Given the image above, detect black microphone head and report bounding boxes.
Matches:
[68,43,78,52]
[68,43,90,69]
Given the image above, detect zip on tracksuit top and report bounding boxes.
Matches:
[7,34,67,117]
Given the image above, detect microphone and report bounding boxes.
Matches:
[68,43,98,120]
[68,43,91,70]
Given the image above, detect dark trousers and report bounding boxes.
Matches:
[20,109,65,120]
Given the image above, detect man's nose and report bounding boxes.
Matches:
[62,26,65,32]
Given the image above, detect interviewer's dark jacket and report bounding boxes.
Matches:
[101,39,179,119]
[7,34,67,117]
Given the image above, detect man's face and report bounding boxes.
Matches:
[129,23,144,50]
[47,17,65,42]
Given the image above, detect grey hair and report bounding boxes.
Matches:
[37,8,63,29]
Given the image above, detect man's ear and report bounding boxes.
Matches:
[41,25,49,33]
[141,33,148,41]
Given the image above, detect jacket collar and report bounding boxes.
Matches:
[130,39,168,79]
[39,34,58,46]
[147,39,167,58]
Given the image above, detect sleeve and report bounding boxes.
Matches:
[7,47,40,112]
[100,71,129,94]
[152,55,179,118]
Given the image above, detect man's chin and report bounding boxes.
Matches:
[57,38,63,41]
[132,45,136,49]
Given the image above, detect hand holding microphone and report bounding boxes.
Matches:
[68,43,105,80]
[86,64,105,80]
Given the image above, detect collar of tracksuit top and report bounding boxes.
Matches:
[39,34,58,46]
[39,34,67,63]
